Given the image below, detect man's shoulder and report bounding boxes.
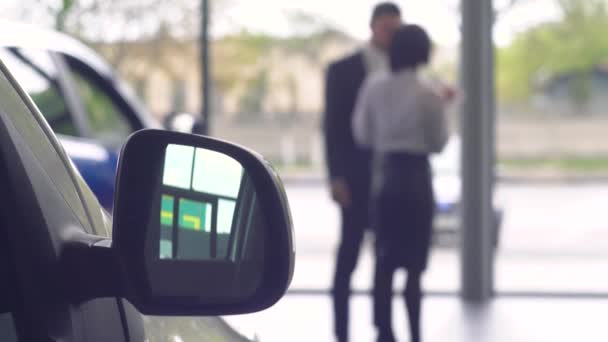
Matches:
[329,50,365,72]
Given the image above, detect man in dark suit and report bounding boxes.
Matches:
[323,3,402,342]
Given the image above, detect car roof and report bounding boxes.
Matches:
[0,20,114,79]
[0,20,161,129]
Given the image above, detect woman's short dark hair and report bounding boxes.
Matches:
[389,24,432,72]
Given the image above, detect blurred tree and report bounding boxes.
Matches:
[54,0,76,31]
[497,0,608,103]
[237,69,268,117]
[213,31,274,92]
[4,0,233,69]
[2,1,353,117]
[212,25,353,113]
[12,0,211,38]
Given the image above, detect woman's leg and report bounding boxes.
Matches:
[404,270,423,342]
[372,189,398,342]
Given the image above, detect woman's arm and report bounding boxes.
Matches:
[423,89,449,153]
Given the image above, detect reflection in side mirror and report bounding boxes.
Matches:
[113,130,294,316]
[147,144,266,302]
[159,144,251,261]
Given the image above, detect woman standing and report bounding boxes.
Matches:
[352,24,452,342]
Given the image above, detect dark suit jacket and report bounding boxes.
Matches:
[323,51,372,200]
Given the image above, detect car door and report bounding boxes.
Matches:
[0,56,252,342]
[0,47,122,210]
[58,63,255,342]
[0,232,19,342]
[0,56,140,341]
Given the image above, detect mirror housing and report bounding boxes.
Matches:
[111,129,294,315]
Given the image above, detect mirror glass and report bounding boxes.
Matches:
[159,144,244,260]
[146,143,267,300]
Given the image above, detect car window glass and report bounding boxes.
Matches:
[0,48,78,136]
[68,70,131,145]
[72,164,111,236]
[0,314,17,342]
[0,64,96,234]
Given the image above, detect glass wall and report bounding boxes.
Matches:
[203,0,463,293]
[7,0,606,297]
[494,0,608,293]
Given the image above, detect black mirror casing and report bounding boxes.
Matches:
[112,129,294,316]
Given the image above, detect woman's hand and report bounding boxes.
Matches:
[441,85,457,103]
[426,75,456,104]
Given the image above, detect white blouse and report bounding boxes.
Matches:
[352,69,449,155]
[362,42,389,74]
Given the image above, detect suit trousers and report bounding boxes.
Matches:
[332,195,369,341]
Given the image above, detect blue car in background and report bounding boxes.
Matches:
[0,20,167,211]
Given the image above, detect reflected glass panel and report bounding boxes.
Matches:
[158,144,245,261]
[192,149,243,198]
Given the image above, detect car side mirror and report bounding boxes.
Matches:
[112,129,294,315]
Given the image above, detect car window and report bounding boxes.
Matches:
[0,60,107,236]
[0,48,78,136]
[68,69,132,146]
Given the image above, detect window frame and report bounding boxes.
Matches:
[0,47,87,138]
[61,54,145,142]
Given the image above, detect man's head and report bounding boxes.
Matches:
[370,2,402,51]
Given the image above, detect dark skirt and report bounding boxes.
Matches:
[371,152,434,271]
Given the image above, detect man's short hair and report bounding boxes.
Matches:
[389,24,432,72]
[371,2,401,24]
